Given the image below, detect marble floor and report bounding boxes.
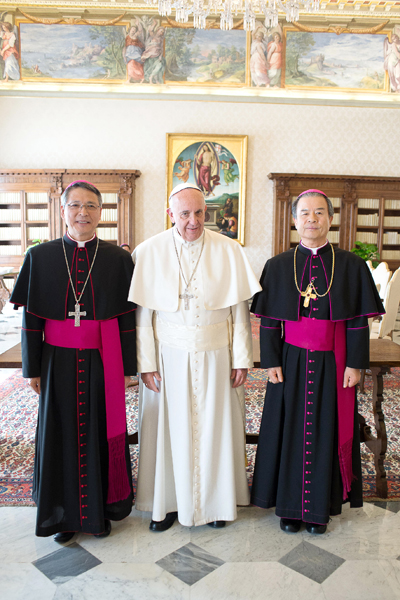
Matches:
[0,502,400,600]
[1,304,400,598]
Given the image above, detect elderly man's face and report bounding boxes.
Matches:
[167,189,206,242]
[61,187,102,241]
[294,194,333,248]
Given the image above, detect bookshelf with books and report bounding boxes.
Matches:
[0,170,141,269]
[270,174,400,270]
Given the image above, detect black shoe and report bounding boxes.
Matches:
[280,518,301,533]
[207,521,226,528]
[149,512,178,532]
[53,531,75,543]
[94,519,112,538]
[306,522,327,535]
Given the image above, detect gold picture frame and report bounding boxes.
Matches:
[165,133,248,245]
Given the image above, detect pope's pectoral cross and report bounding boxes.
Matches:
[69,302,87,327]
[179,289,194,310]
[301,284,317,308]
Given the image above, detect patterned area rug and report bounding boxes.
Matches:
[1,368,399,506]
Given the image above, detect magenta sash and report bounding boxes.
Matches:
[285,317,355,500]
[44,318,131,504]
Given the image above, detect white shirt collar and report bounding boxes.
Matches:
[67,232,96,248]
[300,239,329,255]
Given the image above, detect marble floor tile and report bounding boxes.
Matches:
[52,563,190,600]
[322,559,400,600]
[306,503,400,561]
[0,563,56,600]
[156,542,224,585]
[374,501,400,514]
[190,562,326,600]
[0,508,61,563]
[33,543,102,585]
[278,540,344,584]
[77,508,191,564]
[189,505,302,563]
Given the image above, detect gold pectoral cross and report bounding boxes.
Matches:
[69,302,87,327]
[301,283,317,308]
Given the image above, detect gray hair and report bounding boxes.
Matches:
[291,191,334,219]
[61,181,103,207]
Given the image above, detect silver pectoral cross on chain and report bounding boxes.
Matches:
[179,288,195,310]
[69,302,87,327]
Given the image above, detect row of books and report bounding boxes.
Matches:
[381,250,400,260]
[357,214,379,226]
[96,227,118,241]
[27,193,48,204]
[328,231,339,243]
[26,209,49,221]
[355,232,378,244]
[27,227,49,240]
[0,227,22,240]
[102,194,118,204]
[0,209,21,222]
[385,200,400,209]
[332,214,340,225]
[383,232,400,245]
[358,199,380,209]
[0,192,20,204]
[0,245,21,255]
[383,216,400,227]
[101,208,118,221]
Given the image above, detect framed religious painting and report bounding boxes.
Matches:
[165,133,248,245]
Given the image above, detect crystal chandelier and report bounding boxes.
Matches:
[144,0,320,31]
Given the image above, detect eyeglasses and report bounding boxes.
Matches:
[66,202,100,212]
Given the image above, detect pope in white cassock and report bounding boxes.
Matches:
[128,183,261,531]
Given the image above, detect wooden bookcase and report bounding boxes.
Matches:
[0,169,141,269]
[270,174,400,270]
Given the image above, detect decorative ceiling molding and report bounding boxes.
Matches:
[1,0,400,21]
[292,19,390,32]
[17,8,126,22]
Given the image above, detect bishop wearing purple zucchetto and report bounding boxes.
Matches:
[11,180,136,542]
[251,189,384,535]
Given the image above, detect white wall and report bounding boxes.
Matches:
[2,96,400,276]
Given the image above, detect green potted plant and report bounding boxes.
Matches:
[351,241,380,268]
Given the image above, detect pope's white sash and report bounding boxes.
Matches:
[154,315,230,352]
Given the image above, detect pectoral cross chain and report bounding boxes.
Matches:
[69,302,87,327]
[301,283,317,308]
[179,289,194,310]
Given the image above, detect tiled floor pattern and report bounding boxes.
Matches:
[1,503,400,599]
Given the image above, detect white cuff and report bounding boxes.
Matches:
[232,321,253,369]
[136,325,157,373]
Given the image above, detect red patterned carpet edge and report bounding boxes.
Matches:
[1,367,399,506]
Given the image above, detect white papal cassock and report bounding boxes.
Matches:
[128,228,261,526]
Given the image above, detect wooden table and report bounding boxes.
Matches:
[0,342,22,368]
[359,338,400,499]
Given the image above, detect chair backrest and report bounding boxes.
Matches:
[372,262,392,301]
[366,260,375,274]
[377,267,400,339]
